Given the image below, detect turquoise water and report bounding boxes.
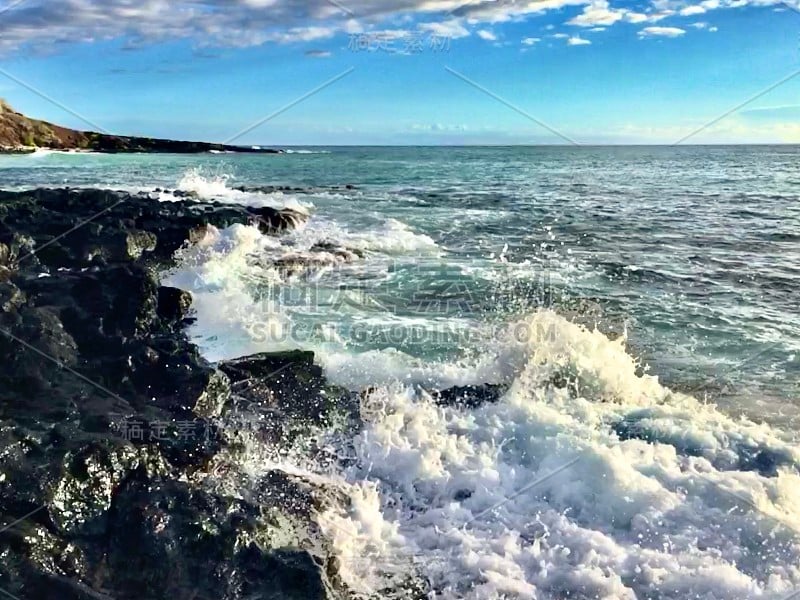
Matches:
[5,147,800,598]
[2,146,797,423]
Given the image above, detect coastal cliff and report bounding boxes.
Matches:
[0,100,281,154]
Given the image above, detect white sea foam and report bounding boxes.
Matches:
[316,311,800,599]
[164,210,800,599]
[156,168,312,213]
[161,213,442,363]
[348,217,441,255]
[162,223,292,360]
[267,214,441,257]
[24,148,98,157]
[27,148,61,158]
[158,169,439,258]
[283,149,332,154]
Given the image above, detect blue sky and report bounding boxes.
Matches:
[0,0,798,145]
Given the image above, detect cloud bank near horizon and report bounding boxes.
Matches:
[0,0,794,54]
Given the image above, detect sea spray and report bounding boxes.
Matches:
[152,159,800,598]
[314,311,800,599]
[165,167,314,213]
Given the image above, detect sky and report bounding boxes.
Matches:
[0,0,798,145]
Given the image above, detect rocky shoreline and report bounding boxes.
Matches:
[0,187,510,599]
[0,188,351,599]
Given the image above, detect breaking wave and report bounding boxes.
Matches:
[166,221,800,598]
[156,168,313,213]
[158,169,800,599]
[318,311,800,599]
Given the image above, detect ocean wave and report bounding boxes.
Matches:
[161,207,800,599]
[161,213,441,363]
[156,168,313,213]
[318,310,800,599]
[283,149,332,154]
[18,148,99,158]
[305,216,441,256]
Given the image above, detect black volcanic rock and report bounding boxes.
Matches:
[157,286,193,323]
[432,384,506,409]
[0,188,308,267]
[85,134,283,154]
[218,350,358,440]
[105,478,335,600]
[0,188,336,600]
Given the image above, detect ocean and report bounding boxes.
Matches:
[2,146,799,598]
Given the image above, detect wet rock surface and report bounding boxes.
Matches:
[267,242,364,278]
[219,350,358,428]
[0,188,339,599]
[432,384,506,409]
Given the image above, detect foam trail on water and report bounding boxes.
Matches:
[156,168,312,213]
[318,311,800,599]
[162,215,444,364]
[283,149,332,154]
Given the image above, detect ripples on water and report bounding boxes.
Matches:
[4,146,795,413]
[2,146,799,598]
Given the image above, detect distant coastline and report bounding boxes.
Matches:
[0,100,281,154]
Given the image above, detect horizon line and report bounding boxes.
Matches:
[267,143,800,148]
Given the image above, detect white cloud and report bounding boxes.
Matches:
[626,10,673,23]
[740,104,800,118]
[618,116,800,144]
[680,5,707,15]
[638,26,687,37]
[568,0,676,28]
[477,29,497,41]
[567,35,592,45]
[418,19,469,38]
[624,12,651,23]
[0,0,786,54]
[521,37,541,45]
[689,20,717,31]
[410,123,468,131]
[568,0,625,26]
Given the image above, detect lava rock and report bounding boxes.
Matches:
[0,187,335,599]
[218,350,355,426]
[0,280,24,311]
[247,206,308,233]
[433,384,506,409]
[0,188,305,267]
[104,229,158,262]
[106,479,334,600]
[157,286,193,323]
